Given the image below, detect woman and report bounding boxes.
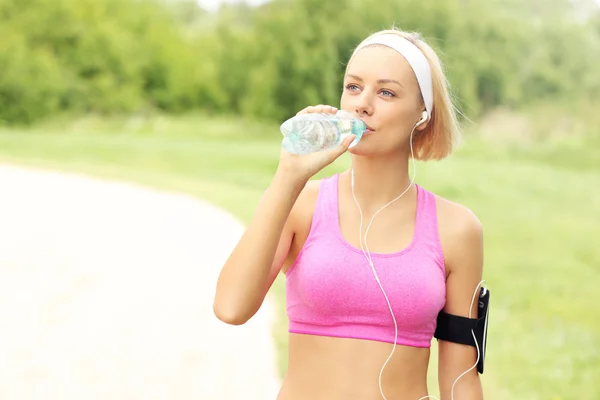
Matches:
[214,28,486,400]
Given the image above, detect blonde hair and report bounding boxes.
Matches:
[350,28,462,161]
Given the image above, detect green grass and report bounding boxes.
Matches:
[0,113,598,400]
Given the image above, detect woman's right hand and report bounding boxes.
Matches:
[276,104,356,185]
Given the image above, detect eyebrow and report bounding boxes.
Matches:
[345,74,404,88]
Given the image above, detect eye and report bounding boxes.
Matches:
[380,89,395,98]
[345,83,360,92]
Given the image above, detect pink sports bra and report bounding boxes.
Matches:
[285,173,447,348]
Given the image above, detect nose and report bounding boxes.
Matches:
[355,92,374,117]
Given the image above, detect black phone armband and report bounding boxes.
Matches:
[433,288,490,374]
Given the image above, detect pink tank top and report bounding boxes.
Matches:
[285,173,447,348]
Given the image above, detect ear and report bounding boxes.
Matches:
[415,110,429,132]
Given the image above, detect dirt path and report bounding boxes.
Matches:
[0,164,280,400]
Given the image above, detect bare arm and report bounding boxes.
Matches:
[213,104,355,326]
[213,170,305,325]
[438,204,485,400]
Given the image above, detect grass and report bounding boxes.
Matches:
[0,112,598,400]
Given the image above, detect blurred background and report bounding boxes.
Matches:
[0,0,599,399]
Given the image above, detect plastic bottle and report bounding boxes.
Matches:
[280,110,366,155]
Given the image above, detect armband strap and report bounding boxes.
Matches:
[434,288,490,374]
[433,312,477,345]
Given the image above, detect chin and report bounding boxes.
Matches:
[348,142,372,156]
[349,133,378,153]
[348,138,399,158]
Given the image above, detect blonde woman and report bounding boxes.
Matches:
[214,28,488,400]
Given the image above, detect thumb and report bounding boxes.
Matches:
[338,134,357,153]
[322,134,356,163]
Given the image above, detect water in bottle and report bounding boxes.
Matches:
[280,110,366,155]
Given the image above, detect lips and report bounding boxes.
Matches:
[357,118,374,134]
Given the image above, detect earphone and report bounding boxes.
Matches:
[416,111,428,127]
[351,114,484,400]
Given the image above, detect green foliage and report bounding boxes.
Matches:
[212,0,600,120]
[0,0,207,124]
[0,33,66,125]
[0,0,599,127]
[0,112,598,399]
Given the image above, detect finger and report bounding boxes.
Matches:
[297,106,320,115]
[306,105,325,114]
[315,105,338,114]
[296,105,319,115]
[341,134,357,150]
[297,105,338,115]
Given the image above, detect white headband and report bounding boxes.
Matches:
[351,34,433,116]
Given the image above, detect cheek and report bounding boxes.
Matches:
[380,102,419,132]
[379,105,409,131]
[339,92,353,110]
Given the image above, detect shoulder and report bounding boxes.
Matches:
[294,177,322,211]
[435,194,483,242]
[433,193,484,276]
[281,176,329,273]
[300,177,323,200]
[287,176,326,231]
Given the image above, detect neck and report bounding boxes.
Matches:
[349,153,415,210]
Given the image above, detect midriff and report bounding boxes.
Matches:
[276,333,432,400]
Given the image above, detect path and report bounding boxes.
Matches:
[0,164,280,400]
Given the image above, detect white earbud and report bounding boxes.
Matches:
[416,110,428,127]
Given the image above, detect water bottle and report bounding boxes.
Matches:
[280,110,367,155]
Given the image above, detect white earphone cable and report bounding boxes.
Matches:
[351,124,417,400]
[351,120,485,400]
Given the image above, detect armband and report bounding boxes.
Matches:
[434,287,490,374]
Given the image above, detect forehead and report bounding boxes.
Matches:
[346,45,415,84]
